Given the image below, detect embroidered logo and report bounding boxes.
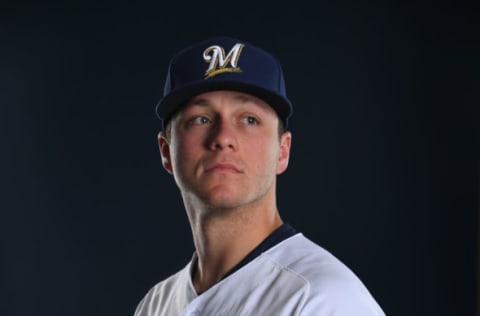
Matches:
[203,43,245,79]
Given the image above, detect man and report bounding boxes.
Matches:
[135,36,385,315]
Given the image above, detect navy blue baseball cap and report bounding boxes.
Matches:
[155,36,293,130]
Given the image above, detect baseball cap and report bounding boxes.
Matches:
[155,36,293,130]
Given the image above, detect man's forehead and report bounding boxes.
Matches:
[186,90,273,111]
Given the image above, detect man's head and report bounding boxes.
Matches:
[155,36,293,132]
[154,37,294,211]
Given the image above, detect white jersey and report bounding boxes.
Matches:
[134,233,385,316]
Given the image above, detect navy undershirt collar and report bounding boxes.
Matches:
[221,223,297,280]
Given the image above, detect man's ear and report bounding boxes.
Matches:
[158,132,173,174]
[276,131,292,175]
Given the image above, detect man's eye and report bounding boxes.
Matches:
[190,116,210,125]
[241,116,258,125]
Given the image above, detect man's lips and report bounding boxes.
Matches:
[204,163,242,173]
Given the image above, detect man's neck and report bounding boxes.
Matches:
[188,204,283,294]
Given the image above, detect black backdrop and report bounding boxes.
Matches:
[1,2,478,316]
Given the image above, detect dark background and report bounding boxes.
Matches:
[1,2,478,316]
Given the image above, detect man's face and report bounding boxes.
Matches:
[158,90,291,212]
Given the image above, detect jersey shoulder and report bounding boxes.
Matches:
[134,263,194,316]
[264,234,385,315]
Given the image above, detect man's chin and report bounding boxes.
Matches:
[197,191,249,213]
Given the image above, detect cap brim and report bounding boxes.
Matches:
[156,80,292,127]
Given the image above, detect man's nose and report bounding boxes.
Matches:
[207,119,238,151]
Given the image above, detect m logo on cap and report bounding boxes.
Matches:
[203,43,245,79]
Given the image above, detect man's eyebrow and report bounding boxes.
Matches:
[187,98,211,107]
